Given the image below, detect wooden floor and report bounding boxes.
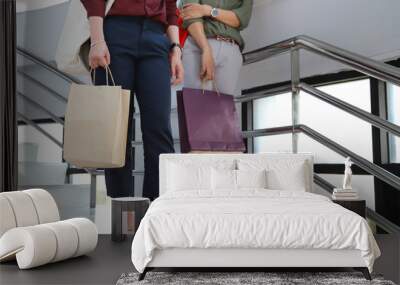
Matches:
[1,234,398,285]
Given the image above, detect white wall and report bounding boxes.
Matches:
[240,0,400,89]
[17,0,69,13]
[17,0,70,61]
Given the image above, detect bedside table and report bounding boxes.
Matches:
[333,199,366,218]
[111,197,150,242]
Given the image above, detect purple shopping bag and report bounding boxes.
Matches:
[177,88,246,153]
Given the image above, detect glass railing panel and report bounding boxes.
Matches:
[299,79,373,163]
[253,79,373,163]
[253,92,292,130]
[254,134,292,153]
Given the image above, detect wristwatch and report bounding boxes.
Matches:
[170,42,182,53]
[210,7,219,18]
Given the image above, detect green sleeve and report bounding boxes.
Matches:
[232,0,253,30]
[181,0,204,29]
[182,18,204,29]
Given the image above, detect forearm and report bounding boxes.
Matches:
[87,16,110,69]
[166,25,179,44]
[186,4,240,28]
[187,22,210,51]
[212,8,240,28]
[167,24,184,85]
[88,16,104,43]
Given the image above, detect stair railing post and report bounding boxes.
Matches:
[90,173,96,208]
[291,48,300,153]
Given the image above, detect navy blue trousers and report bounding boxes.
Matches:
[95,16,174,199]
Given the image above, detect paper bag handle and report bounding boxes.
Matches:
[91,65,116,86]
[201,79,220,96]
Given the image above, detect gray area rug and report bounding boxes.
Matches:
[116,272,395,285]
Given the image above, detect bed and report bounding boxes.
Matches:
[131,153,380,280]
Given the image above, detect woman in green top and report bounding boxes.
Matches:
[180,0,253,95]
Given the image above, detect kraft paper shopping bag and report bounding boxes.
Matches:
[63,68,130,168]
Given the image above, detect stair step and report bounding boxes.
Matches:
[18,161,67,186]
[18,184,92,220]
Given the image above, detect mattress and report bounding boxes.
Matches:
[131,190,380,273]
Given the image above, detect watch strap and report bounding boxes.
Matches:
[170,42,182,53]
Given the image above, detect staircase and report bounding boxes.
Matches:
[16,47,93,220]
[16,33,400,236]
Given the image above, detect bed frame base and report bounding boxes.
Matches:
[354,267,372,280]
[138,267,372,281]
[138,268,149,281]
[138,248,371,281]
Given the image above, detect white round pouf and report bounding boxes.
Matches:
[64,218,98,257]
[23,189,60,223]
[0,218,98,269]
[42,221,79,262]
[0,226,57,269]
[0,196,17,237]
[0,189,98,269]
[1,192,39,227]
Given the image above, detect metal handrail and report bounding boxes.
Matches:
[18,113,63,148]
[75,169,145,176]
[298,83,400,137]
[366,208,400,235]
[17,47,83,84]
[235,84,292,103]
[299,124,400,191]
[314,173,400,234]
[243,124,400,191]
[243,37,295,65]
[313,174,337,192]
[17,68,68,103]
[243,35,400,86]
[18,92,64,125]
[242,125,300,138]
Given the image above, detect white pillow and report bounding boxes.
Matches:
[236,169,267,189]
[167,162,212,191]
[166,158,236,193]
[238,158,309,191]
[211,169,236,190]
[266,161,307,191]
[211,169,268,191]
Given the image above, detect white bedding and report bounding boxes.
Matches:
[131,190,380,273]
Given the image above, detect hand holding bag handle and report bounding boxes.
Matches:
[201,79,221,96]
[90,65,116,86]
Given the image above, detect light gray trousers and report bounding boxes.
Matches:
[182,37,243,96]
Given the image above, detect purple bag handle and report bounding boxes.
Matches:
[201,79,221,96]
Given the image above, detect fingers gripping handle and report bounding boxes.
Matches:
[201,79,221,96]
[90,65,116,86]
